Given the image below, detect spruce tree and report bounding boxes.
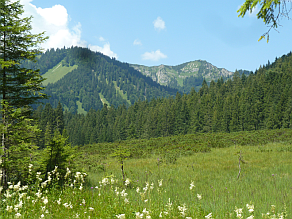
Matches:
[0,0,47,186]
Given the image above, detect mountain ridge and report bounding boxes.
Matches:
[130,60,246,92]
[22,46,251,112]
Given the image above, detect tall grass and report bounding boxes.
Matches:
[0,142,290,218]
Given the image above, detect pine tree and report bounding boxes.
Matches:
[55,101,64,134]
[0,0,47,186]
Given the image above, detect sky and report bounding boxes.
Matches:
[20,0,292,72]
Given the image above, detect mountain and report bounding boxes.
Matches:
[22,47,178,113]
[22,46,251,113]
[131,60,247,93]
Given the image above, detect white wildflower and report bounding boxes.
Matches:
[135,212,143,219]
[64,168,71,179]
[197,194,202,200]
[116,214,125,219]
[19,193,27,199]
[178,204,187,217]
[111,177,116,184]
[246,203,254,213]
[15,200,23,209]
[142,208,149,215]
[124,198,129,204]
[205,212,213,219]
[57,198,61,205]
[89,207,94,211]
[234,207,243,218]
[42,197,48,205]
[63,203,69,208]
[35,190,42,198]
[4,190,11,198]
[150,182,154,190]
[6,205,13,212]
[190,181,195,190]
[101,177,109,186]
[125,178,130,186]
[14,181,21,191]
[158,179,163,187]
[15,212,21,218]
[120,189,127,197]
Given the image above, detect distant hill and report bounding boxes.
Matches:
[22,47,178,113]
[131,61,251,93]
[22,46,252,113]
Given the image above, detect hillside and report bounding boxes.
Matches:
[131,60,246,93]
[23,47,178,113]
[22,47,254,113]
[43,51,292,145]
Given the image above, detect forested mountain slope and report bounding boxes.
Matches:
[35,51,292,146]
[23,47,178,113]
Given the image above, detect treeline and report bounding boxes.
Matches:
[34,51,292,146]
[21,47,68,75]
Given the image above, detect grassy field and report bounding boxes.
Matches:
[1,132,291,218]
[76,101,87,115]
[99,92,110,106]
[42,62,78,86]
[84,142,291,218]
[113,81,131,105]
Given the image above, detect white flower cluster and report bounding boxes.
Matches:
[159,198,173,217]
[135,208,151,219]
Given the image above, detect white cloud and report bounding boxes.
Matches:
[153,17,166,31]
[19,0,117,58]
[89,43,118,59]
[99,36,105,42]
[133,39,142,46]
[142,50,167,61]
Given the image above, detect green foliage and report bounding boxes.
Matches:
[0,0,47,108]
[38,130,76,184]
[111,145,131,164]
[0,102,39,184]
[237,0,292,42]
[0,0,47,187]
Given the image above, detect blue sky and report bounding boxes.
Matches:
[21,0,292,72]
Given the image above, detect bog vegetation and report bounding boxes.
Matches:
[1,131,291,218]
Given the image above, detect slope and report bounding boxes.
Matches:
[42,61,78,86]
[36,47,178,113]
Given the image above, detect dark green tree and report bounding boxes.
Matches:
[0,0,47,187]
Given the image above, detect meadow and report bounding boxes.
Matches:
[1,130,291,218]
